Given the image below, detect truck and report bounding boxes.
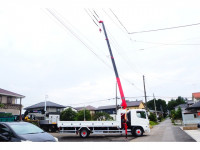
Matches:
[24,113,60,132]
[57,109,150,138]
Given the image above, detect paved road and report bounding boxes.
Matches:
[131,118,195,142]
[50,118,196,142]
[51,133,135,142]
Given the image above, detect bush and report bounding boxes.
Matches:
[0,103,5,108]
[76,109,91,121]
[60,108,77,121]
[93,112,113,121]
[148,112,157,122]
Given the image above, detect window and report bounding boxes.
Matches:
[7,97,12,104]
[0,124,10,134]
[0,96,2,103]
[136,111,146,119]
[194,114,197,118]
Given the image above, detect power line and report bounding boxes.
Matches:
[84,9,99,27]
[109,9,129,33]
[133,40,200,46]
[129,22,200,34]
[46,8,113,71]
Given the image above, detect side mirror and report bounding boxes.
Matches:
[0,132,11,141]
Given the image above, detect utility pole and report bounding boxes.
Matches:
[115,81,118,120]
[153,93,158,121]
[84,105,86,121]
[45,95,48,119]
[143,75,148,111]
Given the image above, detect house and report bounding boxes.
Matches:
[192,92,200,103]
[0,88,25,119]
[126,100,145,109]
[95,105,118,118]
[175,104,188,111]
[182,101,200,126]
[95,100,145,119]
[24,101,66,117]
[74,105,96,116]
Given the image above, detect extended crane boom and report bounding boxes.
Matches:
[99,20,127,109]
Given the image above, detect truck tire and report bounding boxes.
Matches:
[80,128,89,138]
[132,127,143,137]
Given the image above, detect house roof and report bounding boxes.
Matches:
[187,100,194,105]
[192,92,200,99]
[75,105,96,111]
[24,101,66,110]
[0,88,25,98]
[96,100,143,110]
[126,100,143,107]
[187,101,200,110]
[96,105,117,110]
[175,104,188,109]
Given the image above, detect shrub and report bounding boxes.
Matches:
[148,112,157,122]
[60,108,77,121]
[93,112,113,121]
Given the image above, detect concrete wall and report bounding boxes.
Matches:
[0,108,19,115]
[182,113,200,125]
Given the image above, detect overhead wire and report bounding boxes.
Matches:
[109,9,129,34]
[46,8,113,71]
[129,22,200,34]
[91,9,145,93]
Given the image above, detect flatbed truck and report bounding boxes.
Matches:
[57,109,150,138]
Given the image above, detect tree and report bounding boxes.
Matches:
[175,107,182,119]
[167,96,186,110]
[147,99,167,117]
[170,107,182,120]
[76,109,91,121]
[60,108,77,121]
[148,112,157,122]
[93,112,113,121]
[167,100,177,110]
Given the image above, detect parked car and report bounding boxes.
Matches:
[0,122,58,142]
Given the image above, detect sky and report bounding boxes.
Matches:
[0,0,200,110]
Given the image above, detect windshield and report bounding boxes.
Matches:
[9,123,44,135]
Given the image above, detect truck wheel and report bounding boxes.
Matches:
[80,129,89,138]
[132,127,143,137]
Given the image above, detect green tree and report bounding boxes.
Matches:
[147,99,167,117]
[167,100,177,110]
[93,112,113,121]
[76,109,91,121]
[175,107,182,119]
[148,112,157,122]
[60,108,77,121]
[167,96,186,110]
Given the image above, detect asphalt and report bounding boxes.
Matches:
[180,127,200,142]
[131,118,196,142]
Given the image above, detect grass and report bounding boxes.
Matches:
[149,121,159,129]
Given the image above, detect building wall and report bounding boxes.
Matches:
[0,108,19,115]
[1,96,16,104]
[182,113,200,125]
[128,103,145,110]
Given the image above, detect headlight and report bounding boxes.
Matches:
[54,137,59,142]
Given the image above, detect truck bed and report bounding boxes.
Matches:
[58,121,121,128]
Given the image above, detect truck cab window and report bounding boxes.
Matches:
[136,111,146,119]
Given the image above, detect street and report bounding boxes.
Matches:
[131,118,195,142]
[51,118,196,142]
